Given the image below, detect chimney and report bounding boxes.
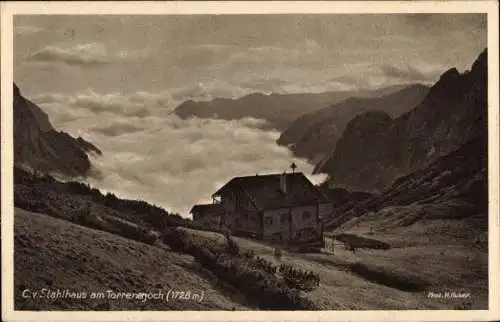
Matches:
[280,171,287,194]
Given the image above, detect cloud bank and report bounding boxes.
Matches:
[35,89,326,216]
[15,25,44,36]
[26,42,149,68]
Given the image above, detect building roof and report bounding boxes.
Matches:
[212,172,328,211]
[189,203,224,215]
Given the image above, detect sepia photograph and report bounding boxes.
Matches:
[1,1,499,321]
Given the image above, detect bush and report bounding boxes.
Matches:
[248,256,277,275]
[279,264,320,292]
[118,225,157,245]
[160,230,317,310]
[75,206,91,224]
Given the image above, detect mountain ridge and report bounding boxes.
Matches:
[316,49,487,192]
[13,83,102,178]
[172,84,421,132]
[277,83,429,165]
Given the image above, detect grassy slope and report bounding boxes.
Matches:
[14,208,254,311]
[180,227,487,310]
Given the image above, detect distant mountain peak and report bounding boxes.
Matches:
[438,67,460,82]
[472,48,487,72]
[278,83,430,164]
[317,48,487,191]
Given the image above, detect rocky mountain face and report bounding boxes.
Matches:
[173,85,416,132]
[13,83,101,178]
[277,84,429,165]
[318,49,487,192]
[324,133,487,232]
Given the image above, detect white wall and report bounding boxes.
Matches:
[220,188,323,242]
[290,204,321,242]
[262,208,291,241]
[262,204,321,242]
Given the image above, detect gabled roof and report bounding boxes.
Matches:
[190,203,224,215]
[212,172,328,211]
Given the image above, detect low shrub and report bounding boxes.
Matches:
[66,203,156,246]
[160,229,317,310]
[248,256,277,275]
[116,223,157,245]
[279,264,320,292]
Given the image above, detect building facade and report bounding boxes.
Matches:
[191,171,330,245]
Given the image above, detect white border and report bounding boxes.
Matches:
[1,1,499,322]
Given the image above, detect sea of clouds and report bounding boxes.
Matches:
[34,84,327,217]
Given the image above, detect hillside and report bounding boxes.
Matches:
[277,84,429,165]
[13,83,101,178]
[318,49,487,191]
[14,208,254,310]
[176,227,487,309]
[173,85,414,132]
[13,166,192,232]
[323,132,487,237]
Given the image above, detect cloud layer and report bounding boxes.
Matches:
[27,43,111,67]
[14,14,486,217]
[26,42,150,68]
[35,89,326,216]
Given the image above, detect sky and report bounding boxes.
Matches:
[13,14,487,216]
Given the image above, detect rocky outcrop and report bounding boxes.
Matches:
[324,133,488,232]
[318,49,487,192]
[13,83,101,178]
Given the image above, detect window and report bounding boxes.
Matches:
[280,214,288,224]
[302,211,312,220]
[243,213,249,220]
[264,217,273,225]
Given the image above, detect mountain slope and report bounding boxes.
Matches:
[13,83,101,178]
[173,85,415,132]
[323,130,487,236]
[277,84,429,165]
[318,49,487,191]
[14,208,253,310]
